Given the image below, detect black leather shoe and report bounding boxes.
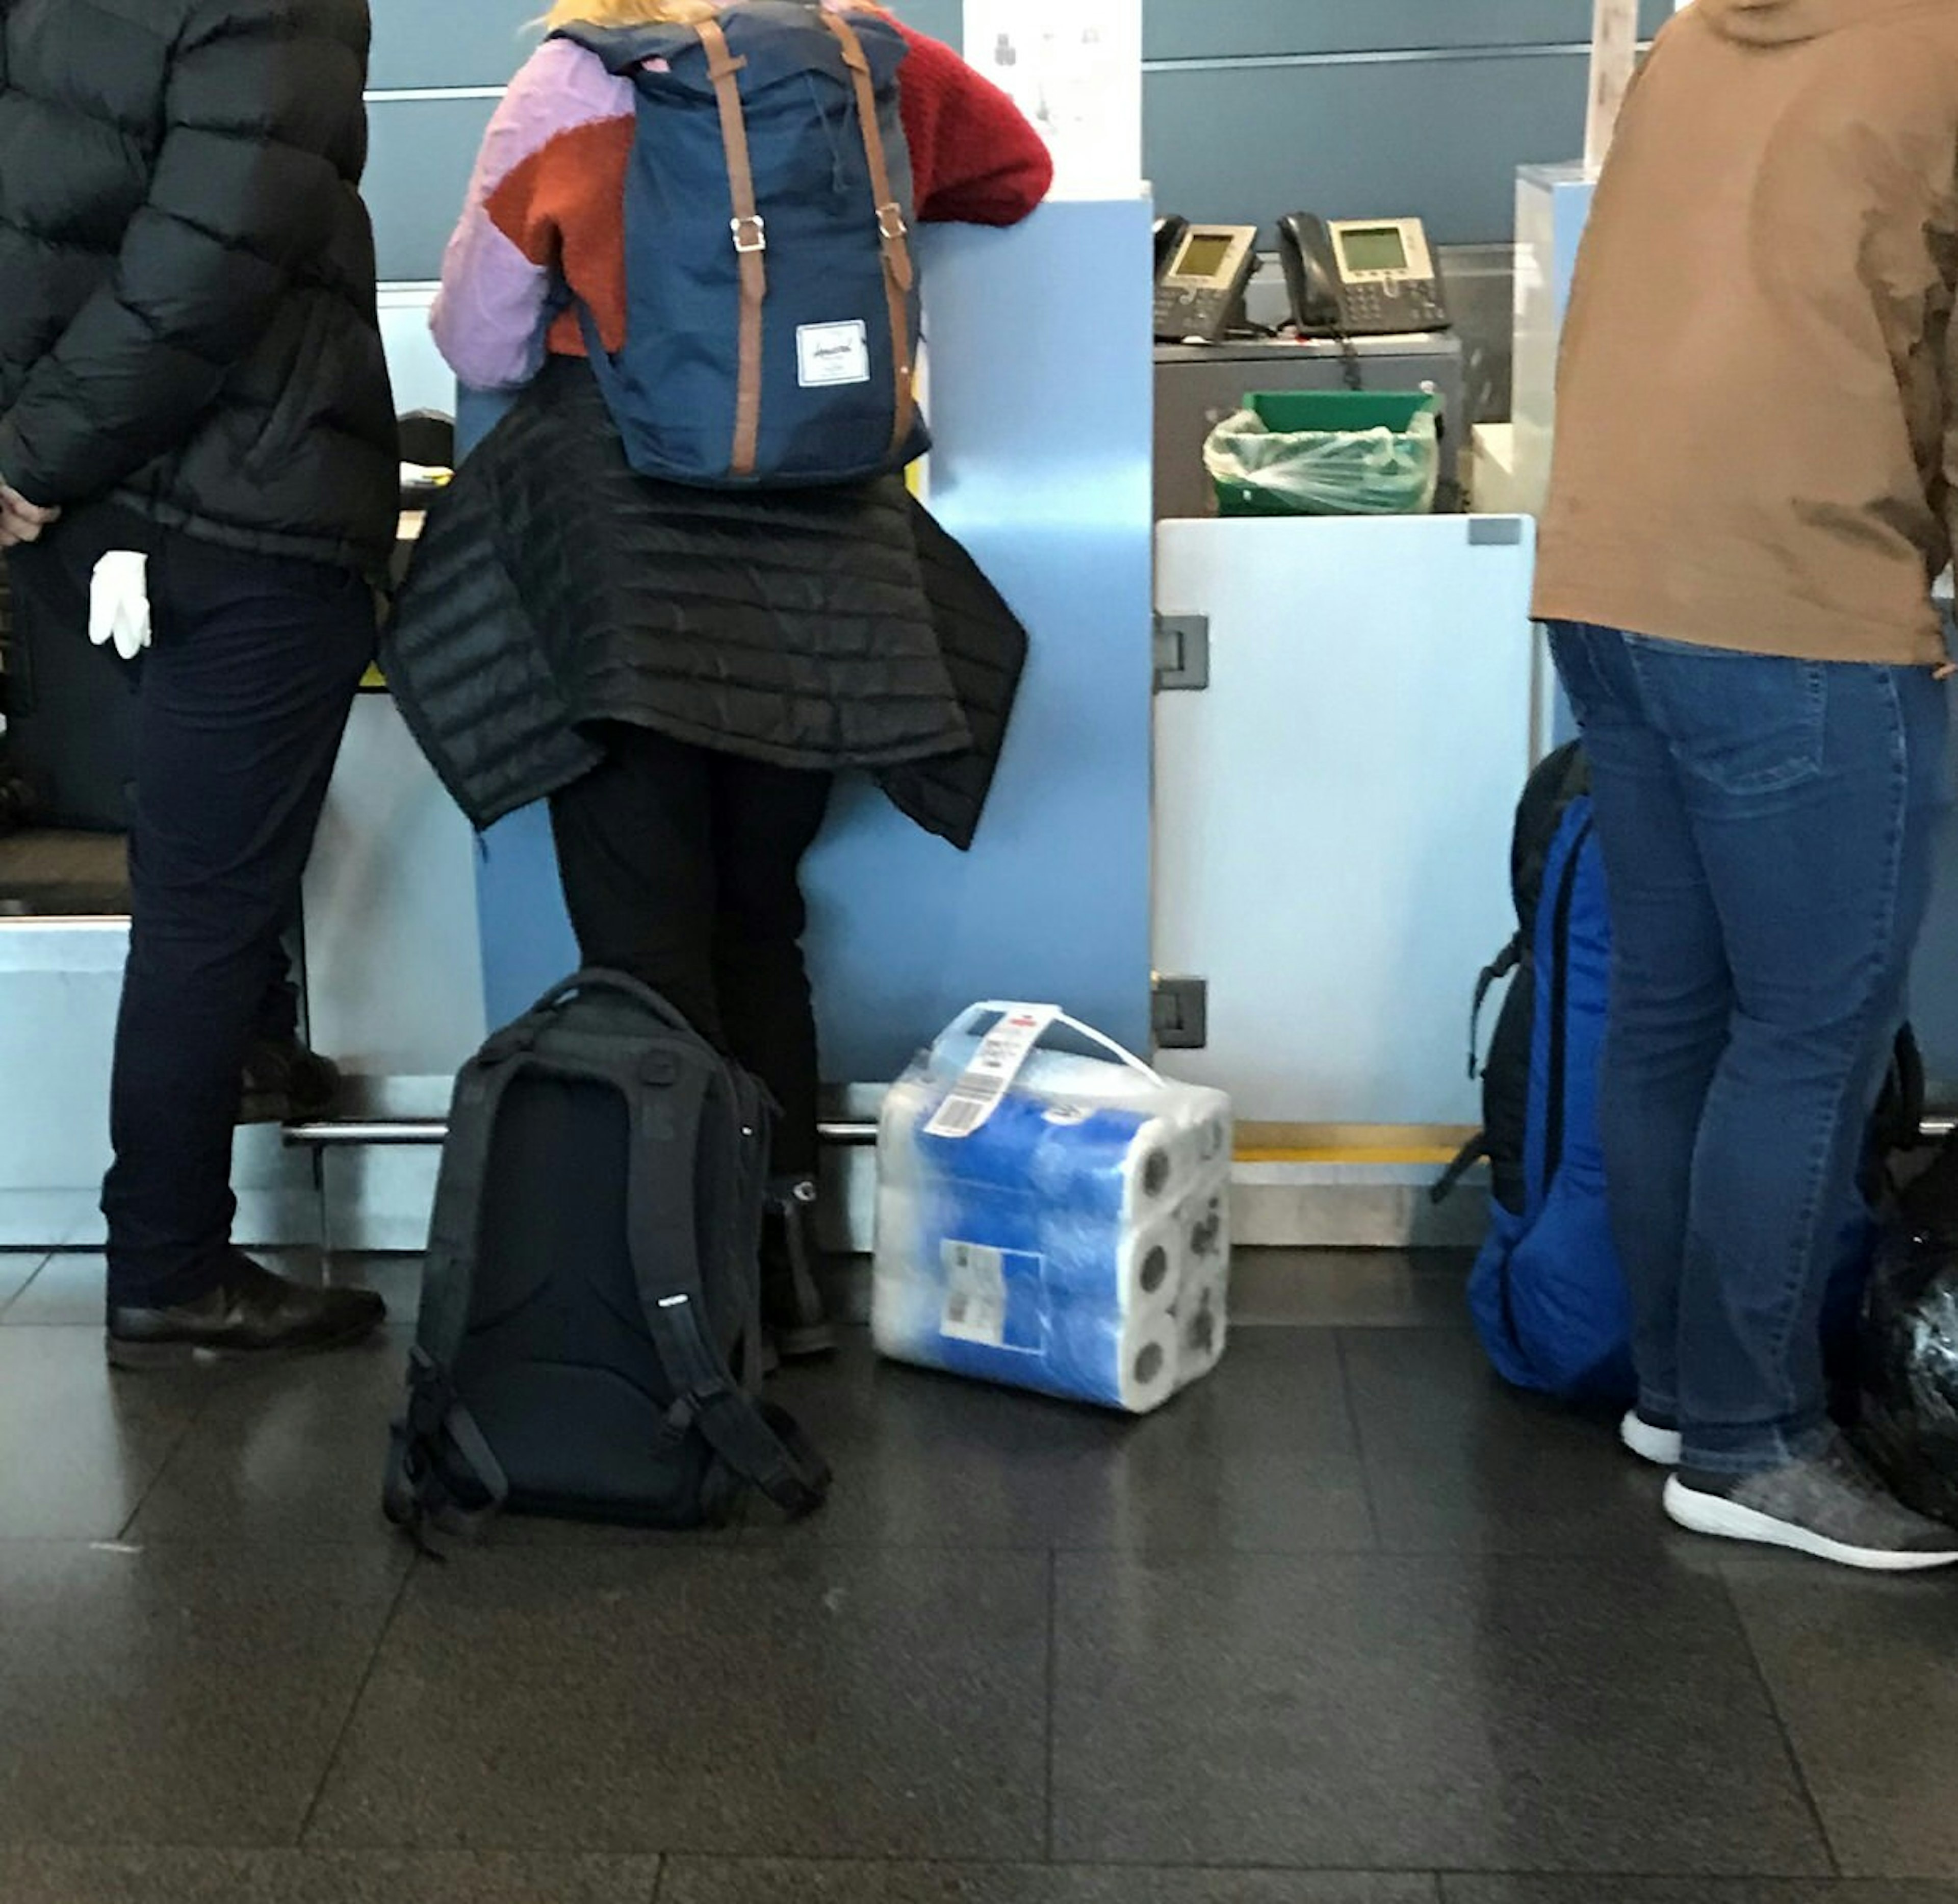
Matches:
[108,1253,386,1371]
[762,1178,837,1361]
[238,1038,343,1126]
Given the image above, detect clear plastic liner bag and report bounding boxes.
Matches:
[1856,1221,1958,1527]
[873,1004,1233,1413]
[1203,406,1440,517]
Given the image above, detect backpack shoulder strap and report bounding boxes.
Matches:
[820,8,916,458]
[384,1038,537,1543]
[697,18,767,479]
[413,1041,522,1368]
[624,1063,831,1518]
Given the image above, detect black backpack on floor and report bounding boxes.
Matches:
[383,969,831,1538]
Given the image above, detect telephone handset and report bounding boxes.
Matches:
[1277,214,1450,337]
[1153,215,1191,281]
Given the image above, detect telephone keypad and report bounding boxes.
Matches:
[1341,278,1448,336]
[1153,285,1235,344]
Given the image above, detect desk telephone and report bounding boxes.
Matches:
[1154,210,1450,343]
[1153,218,1260,345]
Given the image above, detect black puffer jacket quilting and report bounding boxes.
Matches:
[382,361,1027,850]
[0,0,397,572]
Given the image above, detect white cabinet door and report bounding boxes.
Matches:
[1154,514,1538,1127]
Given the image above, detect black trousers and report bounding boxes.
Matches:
[9,518,372,1304]
[549,726,834,1178]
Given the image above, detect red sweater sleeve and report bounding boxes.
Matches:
[889,21,1054,226]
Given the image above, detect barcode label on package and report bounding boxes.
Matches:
[924,1005,1061,1140]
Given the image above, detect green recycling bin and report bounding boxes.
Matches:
[1205,389,1441,518]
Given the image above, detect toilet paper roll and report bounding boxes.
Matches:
[1026,1204,1187,1320]
[1047,1305,1181,1413]
[1173,1264,1230,1390]
[1176,1183,1230,1273]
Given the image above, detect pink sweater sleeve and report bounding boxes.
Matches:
[430,41,633,391]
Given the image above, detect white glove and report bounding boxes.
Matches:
[89,551,151,663]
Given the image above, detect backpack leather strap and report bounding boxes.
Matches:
[699,20,766,478]
[821,11,916,458]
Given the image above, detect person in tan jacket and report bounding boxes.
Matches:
[1535,0,1958,1569]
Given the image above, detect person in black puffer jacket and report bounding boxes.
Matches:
[0,0,397,1367]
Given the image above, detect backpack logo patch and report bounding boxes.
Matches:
[797,320,871,389]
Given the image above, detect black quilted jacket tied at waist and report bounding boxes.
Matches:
[382,361,1027,850]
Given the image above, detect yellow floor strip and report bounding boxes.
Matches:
[1231,1124,1473,1170]
[1236,1146,1461,1167]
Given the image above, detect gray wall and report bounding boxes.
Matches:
[364,0,1672,279]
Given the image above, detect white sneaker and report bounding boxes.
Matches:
[1665,1437,1958,1573]
[1620,1409,1683,1468]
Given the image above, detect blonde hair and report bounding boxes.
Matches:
[541,0,870,27]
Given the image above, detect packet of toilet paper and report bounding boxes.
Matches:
[873,1004,1234,1413]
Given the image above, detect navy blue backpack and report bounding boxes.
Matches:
[554,1,929,488]
[1438,744,1924,1404]
[1438,744,1633,1402]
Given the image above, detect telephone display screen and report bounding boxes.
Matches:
[1338,226,1410,274]
[1174,233,1235,281]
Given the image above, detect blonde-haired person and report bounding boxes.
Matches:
[390,1,1050,1355]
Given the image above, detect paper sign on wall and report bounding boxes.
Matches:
[1585,0,1640,176]
[963,0,1142,201]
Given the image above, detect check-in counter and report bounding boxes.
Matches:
[9,199,1956,1257]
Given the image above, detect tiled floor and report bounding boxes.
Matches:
[3,1248,1957,1903]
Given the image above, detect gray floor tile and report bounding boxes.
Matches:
[2,1249,105,1324]
[1728,1559,1958,1879]
[125,1332,412,1546]
[751,1327,1373,1552]
[1342,1328,1692,1556]
[0,1847,660,1903]
[1444,1884,1958,1902]
[0,1326,210,1539]
[1051,1550,1830,1875]
[661,1863,1438,1903]
[1232,1251,1472,1329]
[0,1249,44,1313]
[0,1541,408,1845]
[306,1545,1049,1858]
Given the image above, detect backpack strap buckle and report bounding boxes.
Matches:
[821,11,918,442]
[731,214,767,255]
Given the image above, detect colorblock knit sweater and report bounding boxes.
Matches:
[432,10,1053,391]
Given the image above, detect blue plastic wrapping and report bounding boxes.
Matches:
[873,1007,1234,1413]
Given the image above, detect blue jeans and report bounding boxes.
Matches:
[1550,624,1950,1473]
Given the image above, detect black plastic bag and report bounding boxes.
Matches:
[1857,1193,1958,1529]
